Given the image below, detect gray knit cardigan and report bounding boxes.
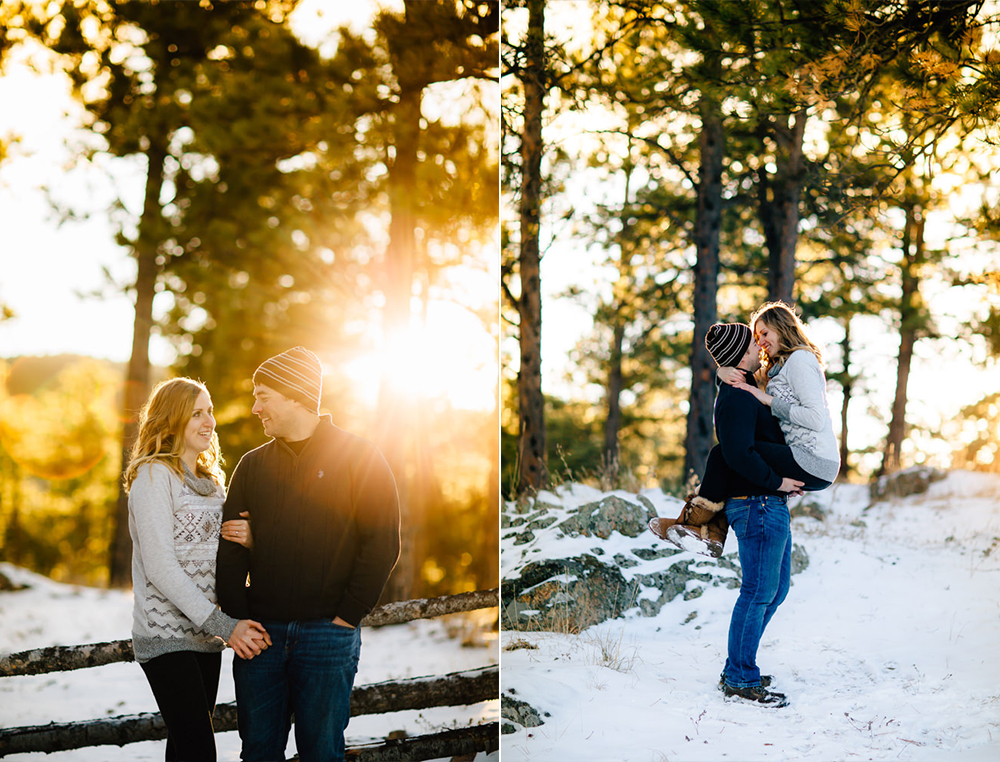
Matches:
[128,462,238,662]
[766,349,841,483]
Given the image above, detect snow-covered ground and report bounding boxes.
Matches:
[501,470,1000,761]
[0,565,498,762]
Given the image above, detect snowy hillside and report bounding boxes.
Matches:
[0,566,498,762]
[501,471,1000,761]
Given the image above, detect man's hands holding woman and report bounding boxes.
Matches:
[779,477,805,496]
[228,619,272,660]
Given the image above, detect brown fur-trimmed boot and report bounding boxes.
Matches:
[648,494,728,554]
[648,514,682,540]
[664,510,729,558]
[682,495,726,525]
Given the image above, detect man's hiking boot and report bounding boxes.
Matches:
[721,683,788,708]
[719,673,772,690]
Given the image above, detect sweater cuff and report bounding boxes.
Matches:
[201,607,239,641]
[771,396,791,421]
[337,595,371,628]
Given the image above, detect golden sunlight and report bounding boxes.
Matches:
[342,304,496,412]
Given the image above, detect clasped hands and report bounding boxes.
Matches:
[228,619,271,660]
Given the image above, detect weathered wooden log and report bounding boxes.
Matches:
[360,588,498,628]
[345,723,499,761]
[0,666,498,755]
[0,588,498,678]
[0,639,135,678]
[350,665,497,716]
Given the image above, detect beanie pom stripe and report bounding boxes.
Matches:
[253,346,323,414]
[705,323,752,368]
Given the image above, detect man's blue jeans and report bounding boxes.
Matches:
[722,495,791,688]
[233,620,361,762]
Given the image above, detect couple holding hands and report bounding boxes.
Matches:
[124,347,401,761]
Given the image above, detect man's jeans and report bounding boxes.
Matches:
[233,620,361,762]
[722,495,791,688]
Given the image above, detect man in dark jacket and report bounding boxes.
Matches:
[217,346,400,761]
[706,323,798,708]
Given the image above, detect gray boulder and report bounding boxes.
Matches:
[558,494,657,539]
[501,693,546,734]
[502,487,811,632]
[870,466,946,501]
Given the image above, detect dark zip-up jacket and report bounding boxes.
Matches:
[216,416,400,627]
[715,370,787,497]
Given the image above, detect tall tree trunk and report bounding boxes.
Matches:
[602,153,635,483]
[759,112,806,304]
[108,142,167,588]
[683,78,725,484]
[603,321,625,482]
[483,374,500,589]
[516,0,547,494]
[377,27,423,602]
[838,318,853,480]
[879,205,924,477]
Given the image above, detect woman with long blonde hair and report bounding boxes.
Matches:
[727,301,840,485]
[125,377,270,762]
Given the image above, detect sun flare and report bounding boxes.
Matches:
[341,305,496,412]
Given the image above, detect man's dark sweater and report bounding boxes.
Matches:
[216,416,400,627]
[714,370,788,498]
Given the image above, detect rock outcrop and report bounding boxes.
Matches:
[502,487,809,632]
[870,466,947,501]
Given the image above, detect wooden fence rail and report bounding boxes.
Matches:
[0,588,499,678]
[0,588,499,760]
[0,666,498,755]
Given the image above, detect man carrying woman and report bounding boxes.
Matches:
[650,302,839,707]
[651,302,839,556]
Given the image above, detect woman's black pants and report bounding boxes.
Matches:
[698,443,832,503]
[140,649,222,762]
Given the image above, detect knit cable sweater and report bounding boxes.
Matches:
[128,462,238,663]
[766,350,841,483]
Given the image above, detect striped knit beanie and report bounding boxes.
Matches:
[253,346,323,414]
[705,323,752,368]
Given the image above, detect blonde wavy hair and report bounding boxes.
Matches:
[750,301,824,372]
[123,377,225,493]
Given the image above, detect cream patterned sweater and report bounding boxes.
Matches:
[128,463,238,662]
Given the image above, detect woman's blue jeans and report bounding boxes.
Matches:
[233,619,361,762]
[722,495,791,688]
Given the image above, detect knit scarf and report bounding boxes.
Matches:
[181,461,219,497]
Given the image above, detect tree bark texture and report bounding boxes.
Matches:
[683,87,724,484]
[0,669,497,755]
[108,141,168,588]
[0,588,497,678]
[516,0,548,494]
[758,112,806,305]
[880,205,924,476]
